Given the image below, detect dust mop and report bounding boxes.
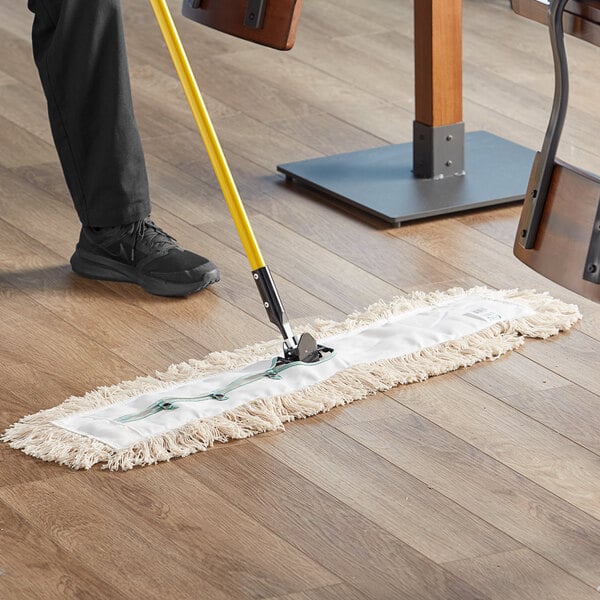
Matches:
[1,1,582,470]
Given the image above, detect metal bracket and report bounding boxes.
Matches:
[583,198,600,284]
[517,0,570,249]
[251,266,334,362]
[412,121,465,180]
[244,0,266,29]
[252,265,295,347]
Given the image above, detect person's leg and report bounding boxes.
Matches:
[28,0,150,227]
[28,0,219,296]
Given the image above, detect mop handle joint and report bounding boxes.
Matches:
[252,265,297,348]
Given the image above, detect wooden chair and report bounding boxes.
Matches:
[181,0,303,50]
[512,0,600,46]
[514,0,600,302]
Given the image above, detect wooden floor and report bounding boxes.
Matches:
[1,0,600,598]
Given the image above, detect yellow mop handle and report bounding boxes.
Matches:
[149,0,265,271]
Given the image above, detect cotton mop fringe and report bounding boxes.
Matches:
[2,287,581,470]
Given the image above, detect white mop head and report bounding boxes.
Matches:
[2,287,581,470]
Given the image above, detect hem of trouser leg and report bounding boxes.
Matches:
[82,201,151,228]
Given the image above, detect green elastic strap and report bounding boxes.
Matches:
[117,352,335,423]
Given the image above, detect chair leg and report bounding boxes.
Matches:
[517,0,570,249]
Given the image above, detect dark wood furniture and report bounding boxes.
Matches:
[514,161,600,300]
[513,0,600,302]
[182,0,303,50]
[512,0,600,46]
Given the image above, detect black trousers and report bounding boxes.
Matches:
[28,0,151,227]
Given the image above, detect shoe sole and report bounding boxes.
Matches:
[70,248,220,297]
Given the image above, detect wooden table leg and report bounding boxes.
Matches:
[414,0,463,128]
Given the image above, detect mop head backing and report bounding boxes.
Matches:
[2,287,581,470]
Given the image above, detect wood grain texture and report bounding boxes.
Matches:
[444,547,600,600]
[387,374,600,519]
[82,468,340,597]
[263,583,371,600]
[251,417,521,564]
[178,444,489,600]
[0,478,234,600]
[333,406,600,587]
[415,0,463,126]
[1,0,600,598]
[389,218,600,339]
[0,500,122,600]
[514,162,600,302]
[500,384,600,455]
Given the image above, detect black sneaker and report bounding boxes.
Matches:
[70,218,220,297]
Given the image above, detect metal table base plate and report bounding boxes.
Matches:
[277,131,535,226]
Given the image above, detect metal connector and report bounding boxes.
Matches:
[252,265,297,350]
[252,266,334,363]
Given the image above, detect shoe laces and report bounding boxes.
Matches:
[128,218,178,261]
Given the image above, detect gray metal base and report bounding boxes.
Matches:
[277,131,535,226]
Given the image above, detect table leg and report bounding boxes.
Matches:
[277,1,535,225]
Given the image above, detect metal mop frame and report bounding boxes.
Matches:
[148,0,331,365]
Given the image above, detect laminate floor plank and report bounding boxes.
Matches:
[0,3,33,42]
[456,342,587,398]
[0,500,123,600]
[267,112,387,157]
[457,204,522,247]
[0,82,52,145]
[315,0,411,33]
[515,331,600,395]
[264,583,367,600]
[0,173,277,357]
[464,0,600,82]
[0,29,43,91]
[214,51,389,122]
[0,69,17,87]
[130,59,318,127]
[0,115,55,169]
[333,404,600,587]
[0,274,142,412]
[251,417,522,564]
[178,444,490,600]
[10,162,73,209]
[150,205,347,325]
[0,478,234,600]
[81,468,341,598]
[290,28,414,110]
[0,207,211,375]
[151,112,327,173]
[463,28,600,123]
[444,548,600,600]
[385,374,600,519]
[499,384,600,456]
